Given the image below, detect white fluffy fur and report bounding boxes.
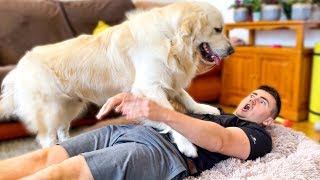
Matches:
[0,2,232,157]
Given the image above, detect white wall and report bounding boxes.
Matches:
[197,0,320,47]
[135,0,320,48]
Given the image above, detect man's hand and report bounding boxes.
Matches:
[121,96,168,122]
[96,92,132,120]
[97,92,169,122]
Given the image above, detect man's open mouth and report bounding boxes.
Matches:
[242,104,251,111]
[199,42,221,66]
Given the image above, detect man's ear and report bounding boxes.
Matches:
[262,117,274,126]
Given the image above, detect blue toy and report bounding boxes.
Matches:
[314,122,320,131]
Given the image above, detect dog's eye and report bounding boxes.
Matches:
[214,27,223,33]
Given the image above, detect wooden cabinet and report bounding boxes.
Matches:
[221,21,320,121]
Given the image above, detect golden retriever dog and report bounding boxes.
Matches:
[0,2,234,157]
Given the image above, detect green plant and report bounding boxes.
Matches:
[294,0,312,3]
[280,0,313,20]
[282,0,312,3]
[313,0,320,6]
[262,0,280,4]
[281,0,293,19]
[229,0,246,9]
[281,0,296,4]
[280,0,312,7]
[229,0,262,11]
[251,0,262,11]
[229,0,253,9]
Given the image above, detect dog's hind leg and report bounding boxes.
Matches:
[22,98,86,147]
[33,106,62,148]
[56,100,87,142]
[36,122,58,148]
[19,106,59,148]
[57,123,71,142]
[39,102,86,147]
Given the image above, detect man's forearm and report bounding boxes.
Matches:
[161,109,228,153]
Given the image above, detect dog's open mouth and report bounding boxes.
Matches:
[199,42,221,66]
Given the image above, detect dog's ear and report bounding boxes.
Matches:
[170,12,204,56]
[180,13,207,37]
[180,15,199,41]
[180,18,194,38]
[179,12,206,44]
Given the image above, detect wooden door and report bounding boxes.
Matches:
[260,54,295,113]
[221,52,260,105]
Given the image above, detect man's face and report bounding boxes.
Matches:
[234,89,277,126]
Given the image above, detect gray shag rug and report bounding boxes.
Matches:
[187,124,320,179]
[0,126,87,160]
[1,123,320,179]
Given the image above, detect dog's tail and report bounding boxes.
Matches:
[0,69,16,122]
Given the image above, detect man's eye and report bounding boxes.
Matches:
[250,94,254,98]
[214,27,223,33]
[260,100,266,105]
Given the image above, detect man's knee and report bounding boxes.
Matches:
[58,155,93,179]
[45,145,70,166]
[23,152,92,179]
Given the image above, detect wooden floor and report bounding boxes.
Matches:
[290,121,320,142]
[217,104,320,143]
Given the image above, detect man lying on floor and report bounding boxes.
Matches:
[0,85,281,180]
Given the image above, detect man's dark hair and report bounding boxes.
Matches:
[257,85,281,119]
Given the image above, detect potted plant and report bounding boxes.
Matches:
[311,0,320,20]
[229,0,250,22]
[291,0,313,20]
[251,0,262,21]
[261,0,282,21]
[281,0,295,20]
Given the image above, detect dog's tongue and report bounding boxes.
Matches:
[212,56,221,66]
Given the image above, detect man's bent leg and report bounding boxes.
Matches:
[21,155,93,180]
[0,145,69,179]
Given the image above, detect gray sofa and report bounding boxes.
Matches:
[0,0,135,140]
[0,0,135,84]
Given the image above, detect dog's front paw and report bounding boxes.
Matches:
[193,104,221,115]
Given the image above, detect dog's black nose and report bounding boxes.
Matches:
[228,46,235,55]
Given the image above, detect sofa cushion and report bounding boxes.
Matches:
[0,0,74,65]
[61,0,135,35]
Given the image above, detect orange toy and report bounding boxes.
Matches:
[275,117,293,127]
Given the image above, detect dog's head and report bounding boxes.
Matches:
[168,2,234,75]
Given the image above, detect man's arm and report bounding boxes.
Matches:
[161,109,250,160]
